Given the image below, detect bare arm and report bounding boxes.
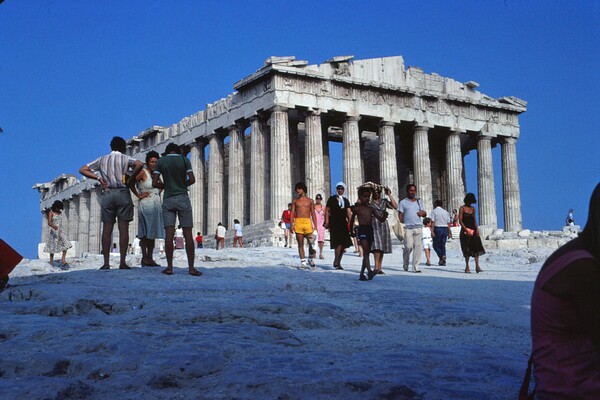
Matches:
[47,211,57,230]
[151,172,164,190]
[310,200,317,231]
[290,201,297,233]
[385,188,398,210]
[186,171,196,186]
[79,164,107,188]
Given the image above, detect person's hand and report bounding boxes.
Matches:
[384,187,391,196]
[417,210,427,218]
[98,177,108,189]
[138,192,150,200]
[382,211,389,218]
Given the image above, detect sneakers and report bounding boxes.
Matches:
[439,256,446,266]
[300,259,308,269]
[307,258,316,269]
[403,265,409,271]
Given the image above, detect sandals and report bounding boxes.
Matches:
[162,268,173,275]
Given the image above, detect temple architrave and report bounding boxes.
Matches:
[34,55,527,255]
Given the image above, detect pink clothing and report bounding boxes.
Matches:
[531,242,600,398]
[315,206,326,242]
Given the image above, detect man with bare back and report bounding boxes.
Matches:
[291,182,318,269]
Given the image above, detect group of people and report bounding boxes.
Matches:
[282,180,486,279]
[76,137,201,276]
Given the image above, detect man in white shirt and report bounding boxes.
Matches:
[397,184,427,273]
[431,200,452,266]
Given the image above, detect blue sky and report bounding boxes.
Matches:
[1,1,598,258]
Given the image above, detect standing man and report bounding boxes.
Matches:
[280,203,293,248]
[80,136,144,270]
[324,182,353,270]
[151,143,201,277]
[398,184,427,273]
[290,182,317,269]
[431,199,452,266]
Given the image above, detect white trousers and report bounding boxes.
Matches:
[403,227,423,271]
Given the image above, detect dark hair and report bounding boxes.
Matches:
[164,142,181,154]
[358,186,372,197]
[146,150,160,164]
[434,200,443,208]
[295,182,307,193]
[234,219,240,224]
[423,217,432,225]
[288,203,292,207]
[406,184,416,192]
[464,193,477,205]
[110,136,127,153]
[315,193,323,200]
[50,200,64,213]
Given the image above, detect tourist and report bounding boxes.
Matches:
[422,217,434,267]
[0,239,23,292]
[314,194,326,259]
[215,222,226,250]
[350,186,388,281]
[431,199,452,266]
[151,142,201,276]
[233,219,244,248]
[280,203,293,248]
[369,184,397,275]
[290,182,317,269]
[130,150,164,267]
[458,193,485,273]
[451,208,459,226]
[324,182,352,270]
[111,243,118,253]
[524,183,600,398]
[397,184,427,273]
[195,232,203,248]
[80,136,144,270]
[566,208,575,226]
[43,200,72,268]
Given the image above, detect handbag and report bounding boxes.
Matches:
[465,228,475,236]
[392,221,406,240]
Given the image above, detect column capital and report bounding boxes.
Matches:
[304,108,322,117]
[414,124,430,133]
[450,127,466,135]
[478,134,493,142]
[379,120,395,127]
[191,137,207,148]
[271,105,288,113]
[345,115,360,122]
[502,136,518,145]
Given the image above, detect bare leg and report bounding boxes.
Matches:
[164,226,175,270]
[334,245,345,268]
[318,241,324,258]
[61,251,67,264]
[101,221,114,268]
[296,234,306,261]
[465,255,471,273]
[373,251,383,272]
[147,239,156,263]
[183,227,200,276]
[475,255,483,273]
[425,248,431,265]
[117,220,130,268]
[49,253,54,266]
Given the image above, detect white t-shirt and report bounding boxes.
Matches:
[234,223,243,236]
[216,225,227,238]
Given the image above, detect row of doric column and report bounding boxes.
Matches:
[184,108,522,239]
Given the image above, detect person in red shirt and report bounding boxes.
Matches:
[195,232,203,249]
[280,203,293,248]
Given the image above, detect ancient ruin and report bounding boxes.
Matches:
[34,55,527,255]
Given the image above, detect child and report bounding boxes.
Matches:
[422,217,434,266]
[350,186,388,281]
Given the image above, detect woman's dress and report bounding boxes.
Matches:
[459,209,485,257]
[43,213,72,254]
[326,195,352,249]
[315,206,326,242]
[370,199,392,253]
[137,169,164,240]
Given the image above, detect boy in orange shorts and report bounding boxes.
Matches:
[291,182,318,269]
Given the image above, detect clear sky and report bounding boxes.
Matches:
[1,1,598,259]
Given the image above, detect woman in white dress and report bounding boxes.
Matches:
[43,200,72,267]
[132,151,164,267]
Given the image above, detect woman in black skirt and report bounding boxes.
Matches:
[458,193,485,273]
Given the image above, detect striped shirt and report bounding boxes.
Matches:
[87,151,137,189]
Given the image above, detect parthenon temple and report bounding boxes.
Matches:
[34,55,526,254]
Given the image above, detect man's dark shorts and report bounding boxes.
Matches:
[101,188,134,223]
[162,194,193,228]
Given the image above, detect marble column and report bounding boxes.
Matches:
[322,124,331,196]
[502,136,522,232]
[446,130,466,213]
[269,106,292,220]
[208,133,225,234]
[342,116,363,199]
[378,121,399,197]
[189,141,206,234]
[249,115,268,224]
[68,197,79,248]
[289,121,301,186]
[477,135,497,229]
[413,125,433,213]
[305,110,325,198]
[77,191,90,254]
[228,122,246,229]
[89,188,102,254]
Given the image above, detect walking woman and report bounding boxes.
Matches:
[43,200,72,267]
[132,150,164,267]
[458,193,485,273]
[370,185,397,274]
[314,194,326,259]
